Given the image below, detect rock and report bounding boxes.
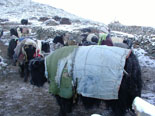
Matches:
[108,22,155,36]
[38,17,50,22]
[52,16,61,21]
[80,27,103,33]
[36,27,67,39]
[60,18,71,25]
[44,19,59,26]
[0,18,9,22]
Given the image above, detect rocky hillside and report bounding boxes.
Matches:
[109,21,155,58]
[0,0,108,42]
[0,0,82,21]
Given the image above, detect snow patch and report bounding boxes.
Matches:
[132,97,155,116]
[134,48,155,68]
[0,56,7,68]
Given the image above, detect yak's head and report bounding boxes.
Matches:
[24,45,36,61]
[41,41,50,53]
[29,57,47,87]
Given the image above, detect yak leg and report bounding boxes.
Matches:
[106,100,126,116]
[19,63,24,77]
[81,96,101,109]
[24,62,29,82]
[55,96,73,116]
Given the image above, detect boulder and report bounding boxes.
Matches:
[60,18,71,25]
[38,17,50,22]
[44,19,59,26]
[52,16,61,21]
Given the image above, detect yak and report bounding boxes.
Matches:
[19,44,36,81]
[13,39,50,82]
[14,39,37,81]
[8,39,50,60]
[10,27,23,38]
[29,45,142,116]
[41,41,50,53]
[7,38,18,59]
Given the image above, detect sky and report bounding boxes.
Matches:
[33,0,155,27]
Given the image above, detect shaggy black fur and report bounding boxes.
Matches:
[53,35,64,45]
[29,51,142,116]
[91,36,98,43]
[0,29,3,38]
[10,28,22,38]
[7,39,18,59]
[29,57,47,87]
[41,41,50,53]
[20,45,36,82]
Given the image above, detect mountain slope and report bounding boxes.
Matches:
[0,0,94,22]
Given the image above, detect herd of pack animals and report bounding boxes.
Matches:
[2,19,143,116]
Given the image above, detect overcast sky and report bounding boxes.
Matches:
[33,0,155,27]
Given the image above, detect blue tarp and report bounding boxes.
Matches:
[73,45,131,100]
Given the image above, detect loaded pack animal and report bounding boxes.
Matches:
[8,37,50,59]
[14,39,37,82]
[10,27,31,39]
[52,34,77,50]
[14,39,50,82]
[8,27,25,59]
[81,33,99,46]
[29,45,142,116]
[10,27,23,38]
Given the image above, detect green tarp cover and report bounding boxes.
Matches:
[45,46,78,98]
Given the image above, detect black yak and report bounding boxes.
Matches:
[10,27,23,38]
[41,41,50,53]
[12,39,49,81]
[7,38,18,59]
[53,35,65,45]
[8,39,50,60]
[13,39,37,81]
[29,45,142,116]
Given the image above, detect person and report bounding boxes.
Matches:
[98,33,113,46]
